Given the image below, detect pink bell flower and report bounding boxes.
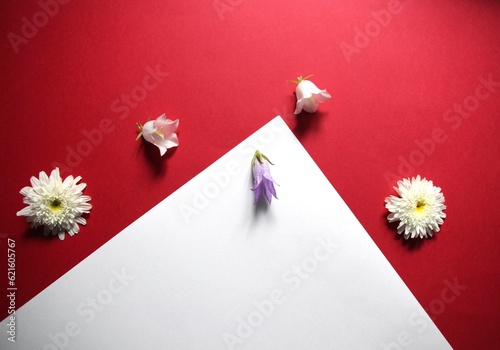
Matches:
[290,75,331,114]
[136,113,179,156]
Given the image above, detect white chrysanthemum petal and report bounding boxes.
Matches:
[75,217,86,225]
[17,168,92,241]
[30,175,41,189]
[20,186,32,196]
[74,183,87,193]
[39,171,49,184]
[80,195,92,202]
[62,175,74,187]
[385,175,446,240]
[50,167,61,179]
[17,207,32,216]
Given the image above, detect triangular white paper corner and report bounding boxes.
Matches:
[2,116,452,350]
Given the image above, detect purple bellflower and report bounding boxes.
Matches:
[251,150,278,204]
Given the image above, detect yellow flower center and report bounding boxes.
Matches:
[48,198,63,213]
[154,128,165,139]
[415,200,426,213]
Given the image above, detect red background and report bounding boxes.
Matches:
[1,0,499,348]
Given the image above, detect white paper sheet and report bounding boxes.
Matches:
[2,116,452,350]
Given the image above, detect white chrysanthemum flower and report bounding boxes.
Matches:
[16,168,92,240]
[385,175,446,239]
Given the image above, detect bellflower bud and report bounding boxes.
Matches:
[251,150,278,204]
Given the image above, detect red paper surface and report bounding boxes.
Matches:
[1,0,499,348]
